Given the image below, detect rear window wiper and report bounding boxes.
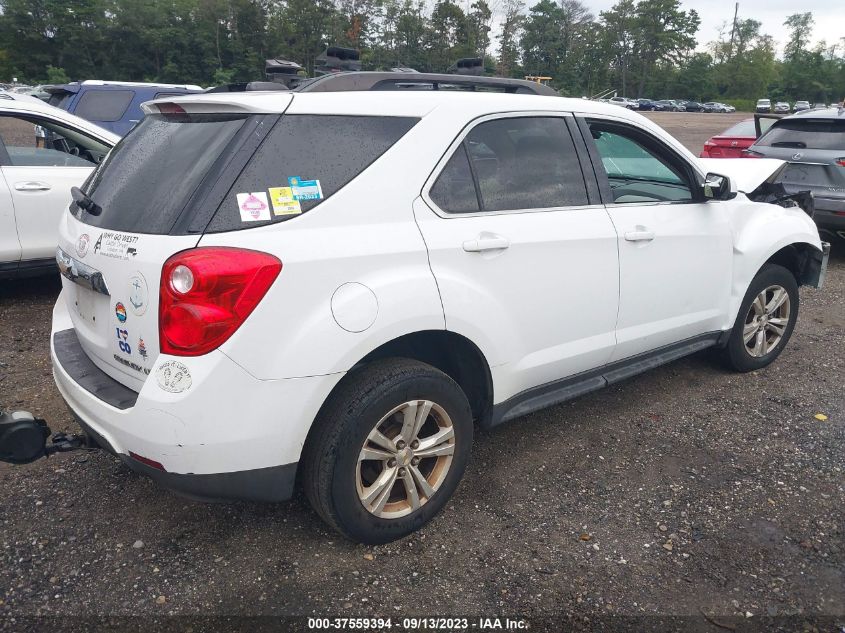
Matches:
[771,141,807,148]
[71,186,102,216]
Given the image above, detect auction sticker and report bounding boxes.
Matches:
[93,232,139,260]
[268,186,302,216]
[156,360,192,394]
[237,192,271,222]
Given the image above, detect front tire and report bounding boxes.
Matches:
[721,264,799,372]
[302,358,473,544]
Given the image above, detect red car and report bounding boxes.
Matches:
[700,119,757,157]
[700,117,778,158]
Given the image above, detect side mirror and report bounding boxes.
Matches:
[703,172,736,201]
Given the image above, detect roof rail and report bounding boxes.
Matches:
[294,72,558,96]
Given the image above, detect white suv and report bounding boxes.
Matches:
[50,83,829,543]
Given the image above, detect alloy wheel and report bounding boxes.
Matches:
[356,400,455,519]
[743,284,791,357]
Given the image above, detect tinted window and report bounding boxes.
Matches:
[75,90,134,122]
[0,114,108,167]
[430,144,479,213]
[77,113,247,233]
[720,120,756,137]
[459,117,588,211]
[588,122,693,203]
[206,115,418,232]
[756,118,845,150]
[48,91,74,110]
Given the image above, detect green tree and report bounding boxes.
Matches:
[496,0,524,77]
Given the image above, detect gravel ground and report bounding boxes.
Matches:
[0,114,843,632]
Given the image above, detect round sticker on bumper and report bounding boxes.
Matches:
[156,360,192,393]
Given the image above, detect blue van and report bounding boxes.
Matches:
[44,81,204,136]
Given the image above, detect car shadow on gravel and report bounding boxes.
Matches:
[0,273,61,300]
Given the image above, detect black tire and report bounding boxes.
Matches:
[721,264,799,372]
[301,358,473,544]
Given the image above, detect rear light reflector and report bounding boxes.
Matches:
[159,247,282,356]
[129,452,166,471]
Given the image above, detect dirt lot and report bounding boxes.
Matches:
[1,113,843,632]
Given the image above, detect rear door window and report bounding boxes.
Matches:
[433,116,589,213]
[74,90,134,122]
[76,113,249,233]
[205,115,418,232]
[756,119,845,150]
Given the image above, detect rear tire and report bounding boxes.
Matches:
[721,264,799,372]
[301,358,473,544]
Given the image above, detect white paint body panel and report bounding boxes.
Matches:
[698,157,785,193]
[607,200,733,361]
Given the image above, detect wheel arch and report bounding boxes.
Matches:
[355,330,494,427]
[762,241,827,288]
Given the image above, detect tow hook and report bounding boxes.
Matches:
[0,408,93,465]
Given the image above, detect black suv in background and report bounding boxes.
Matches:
[746,107,845,239]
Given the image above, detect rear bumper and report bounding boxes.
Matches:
[74,412,298,502]
[50,291,344,502]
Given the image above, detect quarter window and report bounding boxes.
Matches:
[429,145,479,213]
[74,90,134,122]
[430,116,590,213]
[587,122,693,203]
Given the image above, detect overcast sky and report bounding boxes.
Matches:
[582,0,844,54]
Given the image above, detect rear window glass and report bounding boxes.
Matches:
[75,90,134,122]
[756,119,845,150]
[48,91,74,110]
[76,113,247,233]
[205,114,418,232]
[720,120,755,137]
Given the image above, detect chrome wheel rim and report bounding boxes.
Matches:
[743,284,791,358]
[356,400,455,519]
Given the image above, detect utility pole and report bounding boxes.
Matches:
[727,2,739,61]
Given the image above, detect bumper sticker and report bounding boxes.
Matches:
[128,274,148,316]
[156,360,192,393]
[76,234,90,258]
[288,177,323,201]
[268,186,302,216]
[115,302,127,323]
[237,192,271,222]
[94,232,139,260]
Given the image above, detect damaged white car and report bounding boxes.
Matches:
[0,76,829,544]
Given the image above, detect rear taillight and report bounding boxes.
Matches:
[159,247,282,356]
[836,158,845,167]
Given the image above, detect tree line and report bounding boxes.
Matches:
[0,0,842,104]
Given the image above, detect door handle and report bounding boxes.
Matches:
[14,181,51,192]
[624,230,655,242]
[462,235,510,252]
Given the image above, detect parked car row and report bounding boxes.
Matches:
[604,97,735,113]
[756,98,839,113]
